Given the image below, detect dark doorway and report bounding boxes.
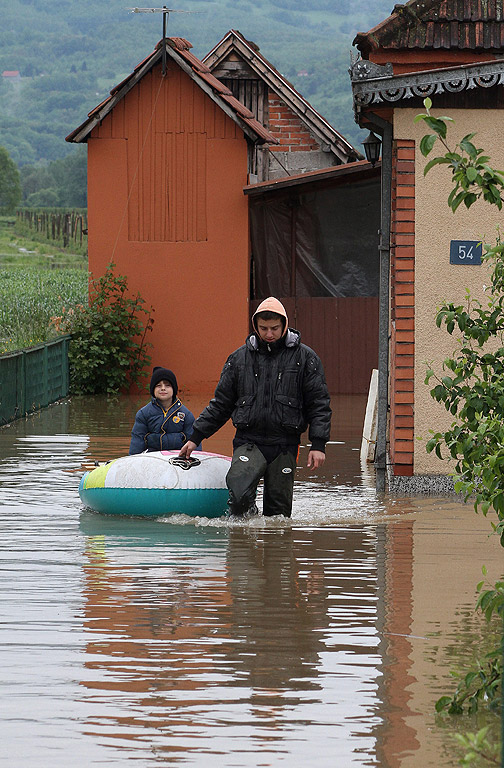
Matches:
[248,171,381,394]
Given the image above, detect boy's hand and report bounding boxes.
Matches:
[179,440,197,459]
[307,450,325,469]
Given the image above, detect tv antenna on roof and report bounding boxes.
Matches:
[129,6,203,75]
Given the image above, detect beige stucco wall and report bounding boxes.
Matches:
[393,108,504,475]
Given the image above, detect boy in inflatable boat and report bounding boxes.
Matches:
[129,367,201,454]
[179,297,331,518]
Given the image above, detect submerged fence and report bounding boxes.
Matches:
[15,209,87,251]
[0,335,71,426]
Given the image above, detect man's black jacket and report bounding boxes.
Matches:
[189,328,331,452]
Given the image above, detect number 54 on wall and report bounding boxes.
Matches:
[449,240,482,265]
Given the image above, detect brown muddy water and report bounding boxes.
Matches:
[0,393,501,767]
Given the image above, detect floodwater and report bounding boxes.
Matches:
[0,393,502,768]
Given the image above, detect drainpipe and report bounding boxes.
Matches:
[366,113,392,494]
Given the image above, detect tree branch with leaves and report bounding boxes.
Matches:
[415,97,504,212]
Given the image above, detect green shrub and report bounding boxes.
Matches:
[58,262,154,395]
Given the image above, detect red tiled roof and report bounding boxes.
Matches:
[2,71,20,77]
[221,93,255,119]
[169,37,192,52]
[175,47,212,74]
[197,70,232,94]
[354,0,504,53]
[67,37,277,145]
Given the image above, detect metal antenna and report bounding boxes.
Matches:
[129,6,203,75]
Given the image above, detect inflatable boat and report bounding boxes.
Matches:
[79,451,231,518]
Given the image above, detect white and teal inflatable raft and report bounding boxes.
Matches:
[79,451,231,518]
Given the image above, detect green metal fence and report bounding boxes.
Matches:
[0,335,71,426]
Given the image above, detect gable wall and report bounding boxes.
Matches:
[87,61,250,395]
[267,93,337,178]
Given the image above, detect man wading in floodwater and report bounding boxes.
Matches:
[179,297,331,518]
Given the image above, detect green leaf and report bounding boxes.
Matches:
[464,671,477,687]
[489,183,502,202]
[451,190,467,212]
[447,185,459,207]
[424,116,447,139]
[423,97,432,111]
[465,166,478,182]
[423,156,452,175]
[435,695,451,712]
[420,133,437,157]
[460,134,478,158]
[463,193,478,209]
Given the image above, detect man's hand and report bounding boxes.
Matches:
[307,450,325,469]
[179,440,197,459]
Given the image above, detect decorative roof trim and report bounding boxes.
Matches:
[204,29,360,162]
[350,57,504,111]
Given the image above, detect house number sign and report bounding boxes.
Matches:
[449,240,482,265]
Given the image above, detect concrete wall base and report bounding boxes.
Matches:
[268,150,335,178]
[387,470,459,496]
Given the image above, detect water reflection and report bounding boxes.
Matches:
[79,516,381,764]
[0,394,501,767]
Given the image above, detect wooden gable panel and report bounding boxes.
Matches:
[127,131,207,243]
[97,65,243,243]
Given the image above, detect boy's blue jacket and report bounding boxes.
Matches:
[129,397,199,454]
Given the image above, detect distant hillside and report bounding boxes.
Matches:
[0,0,393,166]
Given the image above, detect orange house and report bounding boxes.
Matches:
[66,37,276,394]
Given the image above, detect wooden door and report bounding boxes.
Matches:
[251,297,378,394]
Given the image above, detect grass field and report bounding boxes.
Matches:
[0,217,88,354]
